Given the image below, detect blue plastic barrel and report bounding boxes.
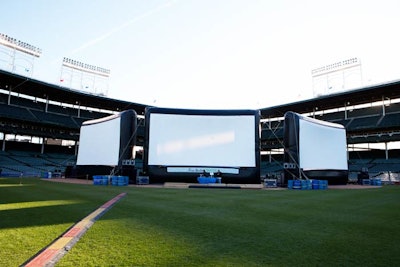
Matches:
[301,180,309,190]
[371,178,382,186]
[117,176,127,186]
[312,179,319,190]
[287,180,293,189]
[93,175,108,185]
[197,177,216,184]
[319,180,328,190]
[111,176,128,186]
[362,179,370,185]
[93,175,101,185]
[293,180,301,190]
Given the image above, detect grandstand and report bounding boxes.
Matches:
[1,68,400,184]
[259,80,400,184]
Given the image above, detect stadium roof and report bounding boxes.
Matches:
[0,69,150,114]
[1,68,400,118]
[260,80,400,118]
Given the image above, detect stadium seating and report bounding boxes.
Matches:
[384,102,400,114]
[378,113,400,129]
[0,149,76,177]
[30,109,79,128]
[346,105,382,118]
[318,111,346,121]
[9,96,45,111]
[347,115,382,131]
[0,103,37,122]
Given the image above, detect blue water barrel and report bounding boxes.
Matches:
[111,176,118,185]
[197,177,216,184]
[112,176,128,186]
[93,175,101,185]
[319,180,328,190]
[293,180,301,190]
[371,178,382,186]
[301,180,311,190]
[362,179,370,185]
[117,176,127,186]
[312,179,319,190]
[93,175,108,185]
[287,180,293,189]
[197,177,206,184]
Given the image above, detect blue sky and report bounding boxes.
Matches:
[1,0,400,109]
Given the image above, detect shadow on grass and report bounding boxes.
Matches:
[0,203,94,229]
[0,178,124,229]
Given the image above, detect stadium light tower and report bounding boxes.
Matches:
[60,57,110,96]
[0,33,42,77]
[311,57,363,97]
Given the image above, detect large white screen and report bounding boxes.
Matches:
[148,113,256,167]
[299,117,347,170]
[77,117,121,166]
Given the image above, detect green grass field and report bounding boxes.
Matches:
[1,178,399,267]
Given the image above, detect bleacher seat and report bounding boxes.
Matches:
[0,149,76,177]
[9,97,45,111]
[346,106,382,118]
[318,111,346,121]
[384,102,400,114]
[0,103,37,122]
[378,113,400,128]
[30,110,78,128]
[347,115,382,131]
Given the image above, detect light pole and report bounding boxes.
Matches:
[0,33,41,77]
[59,57,110,96]
[311,57,362,96]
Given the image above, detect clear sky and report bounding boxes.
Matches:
[1,0,400,109]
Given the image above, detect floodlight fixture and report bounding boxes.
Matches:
[62,57,110,77]
[0,33,42,57]
[311,57,363,97]
[311,57,360,77]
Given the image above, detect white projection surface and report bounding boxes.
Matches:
[77,116,121,166]
[148,113,256,167]
[299,117,347,171]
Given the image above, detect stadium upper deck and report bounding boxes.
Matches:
[0,69,149,114]
[1,68,400,150]
[259,79,400,118]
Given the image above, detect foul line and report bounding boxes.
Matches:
[21,192,127,267]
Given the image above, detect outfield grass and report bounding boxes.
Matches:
[1,178,399,266]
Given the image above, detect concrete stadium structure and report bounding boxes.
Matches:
[1,68,400,184]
